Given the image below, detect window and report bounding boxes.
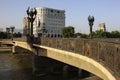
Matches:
[51,10,53,12]
[57,11,60,13]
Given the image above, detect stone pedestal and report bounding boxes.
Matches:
[12,46,15,54]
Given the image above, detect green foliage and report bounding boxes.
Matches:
[13,32,22,38]
[0,31,22,39]
[111,31,120,38]
[0,32,8,39]
[62,29,120,38]
[62,26,75,38]
[81,34,88,38]
[93,30,107,38]
[93,30,120,38]
[75,33,88,38]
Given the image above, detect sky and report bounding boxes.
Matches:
[0,0,120,33]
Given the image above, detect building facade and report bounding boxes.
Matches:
[2,27,7,32]
[98,23,106,32]
[33,7,65,37]
[2,27,10,33]
[23,17,29,36]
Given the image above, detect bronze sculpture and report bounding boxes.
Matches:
[26,7,37,43]
[10,26,15,41]
[26,7,37,36]
[88,15,94,39]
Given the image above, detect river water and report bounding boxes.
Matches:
[0,47,101,80]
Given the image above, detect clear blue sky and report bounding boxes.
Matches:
[0,0,120,33]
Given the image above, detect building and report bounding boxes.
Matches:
[98,23,106,32]
[2,27,10,33]
[2,27,7,32]
[33,7,65,37]
[23,17,29,36]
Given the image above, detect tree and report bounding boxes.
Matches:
[93,30,120,38]
[0,32,7,39]
[74,33,88,38]
[111,31,120,38]
[74,33,81,38]
[0,31,22,39]
[13,32,22,38]
[93,30,108,38]
[61,26,75,38]
[81,34,88,38]
[17,32,22,37]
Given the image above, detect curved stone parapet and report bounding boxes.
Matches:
[2,38,120,80]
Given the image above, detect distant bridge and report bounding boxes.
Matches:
[0,38,120,80]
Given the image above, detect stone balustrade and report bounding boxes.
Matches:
[13,37,120,78]
[40,38,120,78]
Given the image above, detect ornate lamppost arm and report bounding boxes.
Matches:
[26,7,37,43]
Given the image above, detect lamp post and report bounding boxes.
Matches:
[88,15,94,39]
[26,7,37,43]
[6,27,10,33]
[6,27,10,39]
[10,26,15,41]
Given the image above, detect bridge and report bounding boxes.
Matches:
[0,38,120,80]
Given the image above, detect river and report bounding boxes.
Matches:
[0,46,101,80]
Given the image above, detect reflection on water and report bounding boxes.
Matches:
[10,66,81,80]
[0,51,81,80]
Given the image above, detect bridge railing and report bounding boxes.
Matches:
[40,38,120,77]
[14,38,27,42]
[13,37,120,77]
[0,39,12,41]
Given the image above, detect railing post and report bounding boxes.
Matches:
[12,45,15,54]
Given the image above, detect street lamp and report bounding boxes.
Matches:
[88,15,94,39]
[6,27,10,39]
[10,26,15,41]
[6,27,10,33]
[26,7,37,43]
